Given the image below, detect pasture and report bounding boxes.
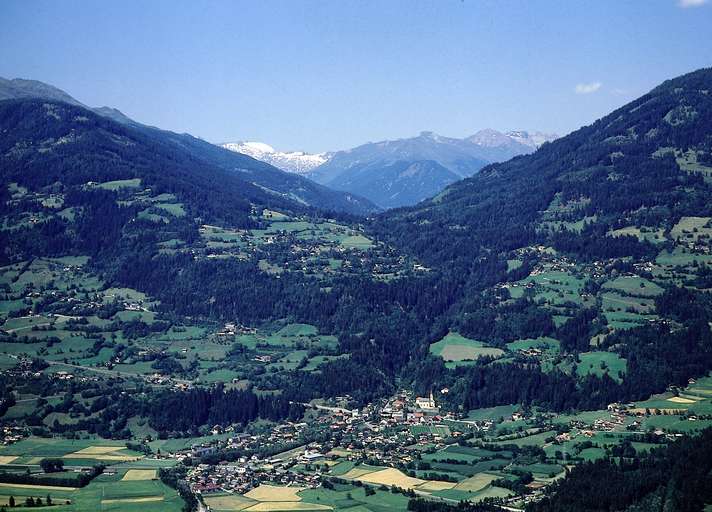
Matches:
[601,276,663,297]
[0,437,144,466]
[670,216,712,242]
[506,337,560,353]
[575,351,627,382]
[0,469,182,512]
[608,225,666,243]
[429,332,504,367]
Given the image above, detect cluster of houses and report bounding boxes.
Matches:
[0,426,26,445]
[188,451,323,496]
[180,391,472,498]
[216,323,257,337]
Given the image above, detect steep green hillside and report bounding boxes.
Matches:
[366,68,712,410]
[375,68,712,268]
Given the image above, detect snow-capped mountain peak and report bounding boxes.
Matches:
[505,130,558,149]
[221,141,329,175]
[227,141,276,155]
[468,129,558,150]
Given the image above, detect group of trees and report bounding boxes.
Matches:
[530,428,712,512]
[0,463,103,489]
[2,494,55,508]
[148,384,304,434]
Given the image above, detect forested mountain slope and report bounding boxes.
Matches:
[326,159,461,208]
[363,67,712,412]
[373,68,712,268]
[0,91,378,216]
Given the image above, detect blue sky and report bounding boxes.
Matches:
[1,0,711,152]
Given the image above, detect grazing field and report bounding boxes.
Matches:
[95,178,142,190]
[429,332,504,367]
[465,404,519,421]
[575,351,627,382]
[432,485,513,503]
[0,471,183,511]
[0,437,133,458]
[601,276,663,297]
[298,486,409,511]
[342,466,382,480]
[506,337,560,353]
[656,246,712,267]
[233,484,341,512]
[608,225,666,243]
[511,266,587,308]
[670,216,712,241]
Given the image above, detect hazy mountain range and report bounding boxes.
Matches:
[223,130,557,209]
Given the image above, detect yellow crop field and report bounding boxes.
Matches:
[72,445,125,455]
[244,503,332,511]
[204,494,257,511]
[122,469,157,481]
[454,472,499,491]
[415,480,457,491]
[102,496,164,504]
[357,468,425,489]
[341,467,379,479]
[0,456,17,465]
[668,396,697,404]
[245,484,305,502]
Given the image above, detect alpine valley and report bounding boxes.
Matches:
[1,67,712,512]
[223,130,557,209]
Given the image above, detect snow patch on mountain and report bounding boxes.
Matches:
[468,129,558,149]
[505,130,558,149]
[222,141,330,175]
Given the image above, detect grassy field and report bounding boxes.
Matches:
[602,276,663,297]
[429,332,504,367]
[0,438,145,468]
[298,485,410,511]
[575,351,627,382]
[0,470,182,512]
[506,337,560,353]
[94,178,142,191]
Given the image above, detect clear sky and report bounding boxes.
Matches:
[1,0,711,152]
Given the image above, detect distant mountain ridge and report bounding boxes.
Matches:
[0,77,378,215]
[0,77,141,128]
[221,141,330,175]
[307,129,558,208]
[0,77,82,105]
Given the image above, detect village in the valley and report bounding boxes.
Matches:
[174,381,708,510]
